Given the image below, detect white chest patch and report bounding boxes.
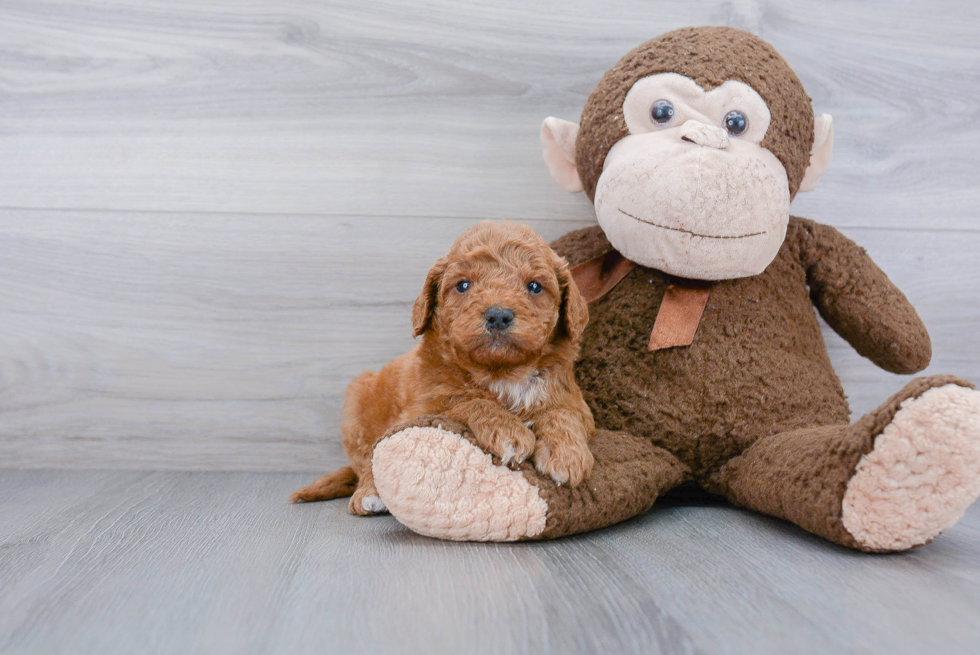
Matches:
[488,372,548,413]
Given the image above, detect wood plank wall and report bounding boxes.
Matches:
[1,0,978,470]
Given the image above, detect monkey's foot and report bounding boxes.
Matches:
[372,417,690,542]
[842,384,980,551]
[372,419,548,541]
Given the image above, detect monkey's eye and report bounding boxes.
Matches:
[723,110,749,136]
[527,281,543,295]
[650,99,675,125]
[455,280,471,293]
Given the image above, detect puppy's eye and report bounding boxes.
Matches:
[527,281,543,295]
[455,280,471,293]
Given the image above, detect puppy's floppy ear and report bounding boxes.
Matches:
[412,257,448,338]
[555,258,589,343]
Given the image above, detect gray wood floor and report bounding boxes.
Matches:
[1,470,979,655]
[2,0,980,653]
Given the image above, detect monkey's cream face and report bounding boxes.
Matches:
[593,73,791,280]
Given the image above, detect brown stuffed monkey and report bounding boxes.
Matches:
[368,26,980,552]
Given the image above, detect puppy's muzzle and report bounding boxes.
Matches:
[484,306,515,332]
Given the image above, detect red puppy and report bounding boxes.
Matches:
[290,221,595,514]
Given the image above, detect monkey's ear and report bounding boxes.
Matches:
[798,114,834,193]
[555,258,589,344]
[412,257,448,338]
[541,117,584,193]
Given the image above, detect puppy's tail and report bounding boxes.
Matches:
[289,466,358,503]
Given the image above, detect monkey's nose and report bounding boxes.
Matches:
[679,120,730,149]
[484,306,515,331]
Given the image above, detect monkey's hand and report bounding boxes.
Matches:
[531,409,595,486]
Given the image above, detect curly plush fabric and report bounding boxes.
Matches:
[372,417,548,541]
[717,375,974,550]
[576,26,814,200]
[552,220,931,483]
[842,384,980,551]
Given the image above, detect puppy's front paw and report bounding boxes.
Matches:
[533,438,595,486]
[472,421,537,466]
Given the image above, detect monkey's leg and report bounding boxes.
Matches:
[370,417,690,541]
[713,375,980,552]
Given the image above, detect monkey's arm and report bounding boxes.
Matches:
[550,225,612,267]
[792,216,931,374]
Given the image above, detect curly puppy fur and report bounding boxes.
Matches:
[291,221,595,514]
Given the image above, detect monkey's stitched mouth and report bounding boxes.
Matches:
[618,208,767,240]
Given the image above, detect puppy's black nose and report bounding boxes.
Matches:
[484,306,515,331]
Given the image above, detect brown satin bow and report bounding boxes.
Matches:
[570,248,712,351]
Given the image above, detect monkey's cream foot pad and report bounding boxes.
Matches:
[373,425,548,541]
[843,385,980,551]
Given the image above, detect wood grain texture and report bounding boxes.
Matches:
[0,0,978,469]
[0,470,978,655]
[1,211,977,470]
[0,0,978,230]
